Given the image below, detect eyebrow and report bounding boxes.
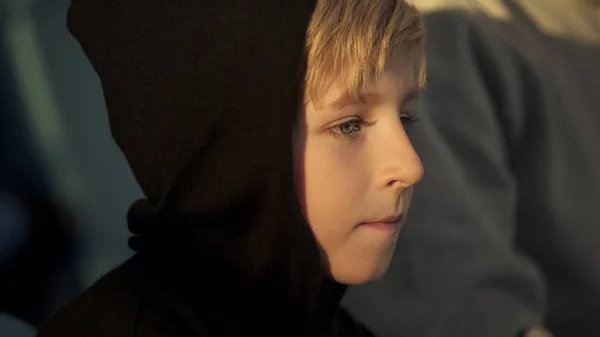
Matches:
[326,86,420,110]
[403,88,420,104]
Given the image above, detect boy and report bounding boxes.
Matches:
[38,0,425,336]
[297,0,425,285]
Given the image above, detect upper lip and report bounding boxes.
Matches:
[367,214,403,224]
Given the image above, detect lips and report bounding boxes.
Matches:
[358,214,405,233]
[370,214,403,224]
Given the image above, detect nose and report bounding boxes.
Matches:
[374,124,424,192]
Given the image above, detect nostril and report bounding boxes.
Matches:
[386,179,407,190]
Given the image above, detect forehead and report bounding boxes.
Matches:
[319,59,418,110]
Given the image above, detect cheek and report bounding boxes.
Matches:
[299,139,368,237]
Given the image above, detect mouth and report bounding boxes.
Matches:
[360,214,405,231]
[375,214,403,224]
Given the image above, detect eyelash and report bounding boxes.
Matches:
[328,112,418,141]
[401,112,419,124]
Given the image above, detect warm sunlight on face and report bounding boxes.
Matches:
[293,57,424,285]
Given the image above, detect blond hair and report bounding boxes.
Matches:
[304,0,426,103]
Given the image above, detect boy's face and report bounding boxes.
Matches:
[293,57,424,284]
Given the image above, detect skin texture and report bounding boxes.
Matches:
[294,58,424,285]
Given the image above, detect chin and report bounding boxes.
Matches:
[329,255,394,285]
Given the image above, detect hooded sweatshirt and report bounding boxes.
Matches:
[36,0,372,336]
[344,1,600,337]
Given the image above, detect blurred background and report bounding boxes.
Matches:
[1,0,141,335]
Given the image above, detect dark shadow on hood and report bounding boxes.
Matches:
[67,0,340,335]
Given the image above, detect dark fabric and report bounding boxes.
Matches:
[37,0,371,336]
[344,4,600,337]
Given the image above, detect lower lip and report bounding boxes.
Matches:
[361,221,399,231]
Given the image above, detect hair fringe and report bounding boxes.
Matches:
[305,0,427,104]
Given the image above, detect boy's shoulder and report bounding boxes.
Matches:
[37,258,143,337]
[37,256,206,337]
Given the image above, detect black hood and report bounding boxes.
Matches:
[67,0,343,335]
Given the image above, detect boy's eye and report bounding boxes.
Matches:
[400,110,419,124]
[337,121,361,135]
[328,119,363,141]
